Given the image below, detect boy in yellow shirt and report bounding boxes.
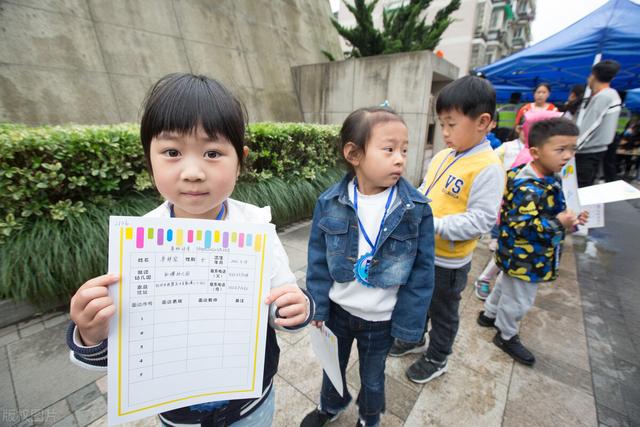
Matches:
[390,76,505,383]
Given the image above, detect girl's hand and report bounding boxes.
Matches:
[265,285,309,328]
[577,210,590,225]
[311,320,324,328]
[70,274,119,346]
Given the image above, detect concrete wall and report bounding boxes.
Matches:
[0,0,343,125]
[291,51,458,184]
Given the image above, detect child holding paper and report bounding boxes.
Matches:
[474,110,562,300]
[66,73,315,426]
[302,107,435,427]
[477,118,588,365]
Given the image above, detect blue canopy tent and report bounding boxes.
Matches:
[625,88,640,112]
[475,0,640,104]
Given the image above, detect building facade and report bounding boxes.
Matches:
[335,0,536,75]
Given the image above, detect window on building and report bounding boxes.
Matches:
[485,53,493,65]
[475,3,486,31]
[490,9,501,28]
[470,45,480,68]
[518,0,529,15]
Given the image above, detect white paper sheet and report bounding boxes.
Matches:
[561,159,582,213]
[578,180,640,206]
[309,325,344,397]
[107,216,273,425]
[582,204,605,228]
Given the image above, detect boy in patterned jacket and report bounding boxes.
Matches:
[477,118,589,365]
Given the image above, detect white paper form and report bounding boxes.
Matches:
[578,180,640,206]
[309,324,344,397]
[561,159,581,213]
[106,216,273,425]
[583,204,605,228]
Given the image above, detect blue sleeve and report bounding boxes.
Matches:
[390,204,435,342]
[305,201,333,321]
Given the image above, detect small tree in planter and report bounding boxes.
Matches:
[330,0,461,58]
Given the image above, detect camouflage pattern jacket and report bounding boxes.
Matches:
[495,163,566,282]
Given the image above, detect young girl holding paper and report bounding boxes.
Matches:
[302,107,435,427]
[66,73,314,426]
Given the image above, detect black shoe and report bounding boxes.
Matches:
[300,408,341,426]
[406,356,448,384]
[493,332,535,365]
[388,336,427,357]
[477,311,496,328]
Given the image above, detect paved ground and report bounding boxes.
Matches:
[574,198,640,427]
[3,212,634,426]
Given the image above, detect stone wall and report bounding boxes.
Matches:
[0,0,343,125]
[291,51,459,184]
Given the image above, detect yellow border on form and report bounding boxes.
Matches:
[118,227,123,415]
[117,232,268,416]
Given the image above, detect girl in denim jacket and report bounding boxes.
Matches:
[301,107,435,427]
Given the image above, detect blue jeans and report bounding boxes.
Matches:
[320,303,394,427]
[159,386,275,427]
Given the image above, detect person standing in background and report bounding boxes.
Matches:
[575,60,622,187]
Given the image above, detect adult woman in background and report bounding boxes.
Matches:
[514,83,558,125]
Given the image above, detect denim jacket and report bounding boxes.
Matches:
[307,174,435,342]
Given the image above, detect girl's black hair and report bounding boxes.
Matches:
[340,107,405,173]
[139,73,247,174]
[534,82,552,92]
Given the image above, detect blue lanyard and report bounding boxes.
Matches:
[353,179,395,252]
[169,202,226,220]
[423,148,471,196]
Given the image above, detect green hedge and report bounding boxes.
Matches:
[0,122,341,241]
[0,122,343,305]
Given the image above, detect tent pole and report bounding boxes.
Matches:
[576,55,602,128]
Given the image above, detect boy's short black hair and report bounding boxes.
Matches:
[528,118,579,148]
[340,107,405,173]
[140,73,247,174]
[436,76,496,118]
[591,60,620,83]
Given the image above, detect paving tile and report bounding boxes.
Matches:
[0,330,19,347]
[43,314,69,329]
[0,324,18,337]
[345,365,419,420]
[67,384,101,412]
[18,321,45,339]
[51,414,78,427]
[94,376,108,395]
[596,404,631,427]
[282,243,308,275]
[277,332,357,403]
[452,305,513,387]
[592,372,627,415]
[405,362,508,426]
[29,399,71,427]
[74,396,106,427]
[0,346,17,417]
[278,224,311,252]
[532,350,593,396]
[503,363,597,427]
[384,352,424,393]
[272,375,316,427]
[8,322,103,415]
[520,306,590,371]
[607,333,638,365]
